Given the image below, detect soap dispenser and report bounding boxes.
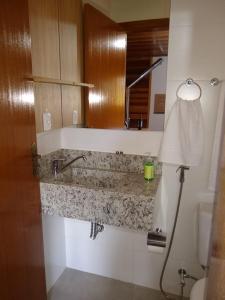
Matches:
[144,155,154,181]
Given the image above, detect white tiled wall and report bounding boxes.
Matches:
[37,129,61,155]
[161,0,225,295]
[65,219,164,289]
[42,215,66,292]
[149,57,168,131]
[110,0,170,23]
[38,0,225,297]
[82,0,111,16]
[168,0,225,81]
[61,127,162,156]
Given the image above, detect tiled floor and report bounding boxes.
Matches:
[48,268,180,300]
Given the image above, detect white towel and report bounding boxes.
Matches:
[159,97,204,167]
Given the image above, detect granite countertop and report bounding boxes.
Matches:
[41,167,160,197]
[39,149,161,232]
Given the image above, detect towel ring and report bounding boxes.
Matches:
[176,78,202,101]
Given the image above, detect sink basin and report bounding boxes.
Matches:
[52,168,124,189]
[41,167,158,196]
[39,149,162,232]
[41,166,161,231]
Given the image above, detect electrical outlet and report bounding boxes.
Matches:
[72,110,78,125]
[43,111,51,131]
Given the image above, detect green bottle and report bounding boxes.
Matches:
[144,160,154,181]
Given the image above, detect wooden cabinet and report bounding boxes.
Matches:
[59,0,83,127]
[29,0,83,133]
[29,0,62,133]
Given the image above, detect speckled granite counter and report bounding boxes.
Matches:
[39,149,161,232]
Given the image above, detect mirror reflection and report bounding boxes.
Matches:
[84,1,170,130]
[30,0,170,133]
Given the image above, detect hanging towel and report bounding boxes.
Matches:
[159,95,204,167]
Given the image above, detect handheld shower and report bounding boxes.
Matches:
[159,165,189,300]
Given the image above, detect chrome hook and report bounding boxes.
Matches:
[210,78,220,86]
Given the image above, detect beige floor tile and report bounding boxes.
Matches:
[48,268,181,300]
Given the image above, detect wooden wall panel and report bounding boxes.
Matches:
[84,4,127,129]
[28,0,60,78]
[59,0,83,127]
[61,86,83,126]
[121,19,169,61]
[34,83,62,133]
[29,0,83,132]
[29,0,62,133]
[207,126,225,300]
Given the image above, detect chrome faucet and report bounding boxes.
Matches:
[52,155,87,176]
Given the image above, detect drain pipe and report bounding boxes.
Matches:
[178,268,198,299]
[178,268,187,300]
[159,166,189,300]
[90,221,104,240]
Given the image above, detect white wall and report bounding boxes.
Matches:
[82,0,170,23]
[149,57,168,131]
[37,129,61,155]
[161,0,225,294]
[42,215,66,292]
[37,0,225,297]
[37,128,162,156]
[82,0,111,16]
[110,0,170,23]
[65,219,165,289]
[62,127,162,156]
[37,129,66,292]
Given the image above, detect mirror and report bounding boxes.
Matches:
[83,0,170,131]
[29,0,170,134]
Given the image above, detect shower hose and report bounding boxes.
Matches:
[159,165,189,300]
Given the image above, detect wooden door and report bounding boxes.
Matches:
[0,1,47,299]
[206,115,225,299]
[84,4,127,129]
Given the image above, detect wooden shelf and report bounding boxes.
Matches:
[28,76,94,88]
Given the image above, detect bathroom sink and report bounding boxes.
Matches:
[39,149,161,232]
[51,167,122,189]
[41,166,158,196]
[41,167,161,231]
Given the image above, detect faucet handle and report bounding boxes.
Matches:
[52,158,65,162]
[52,158,65,176]
[82,154,87,161]
[52,158,65,166]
